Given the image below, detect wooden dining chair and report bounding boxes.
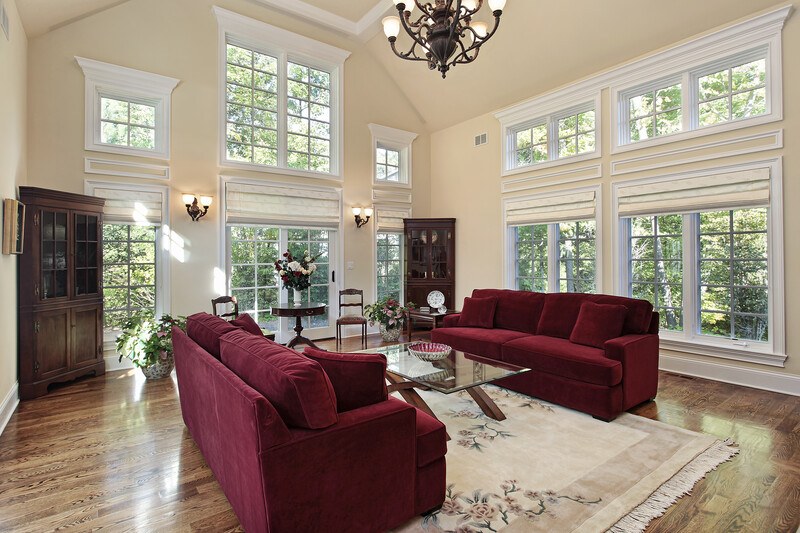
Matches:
[211,295,239,321]
[336,289,367,349]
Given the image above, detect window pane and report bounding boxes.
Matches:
[558,220,596,293]
[514,225,548,292]
[377,232,404,302]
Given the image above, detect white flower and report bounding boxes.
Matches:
[287,261,301,271]
[304,256,311,262]
[301,269,309,275]
[309,264,317,272]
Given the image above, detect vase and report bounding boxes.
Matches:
[380,323,402,343]
[293,288,303,307]
[141,352,174,380]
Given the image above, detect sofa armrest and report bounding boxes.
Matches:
[604,334,659,409]
[263,398,422,531]
[443,313,461,327]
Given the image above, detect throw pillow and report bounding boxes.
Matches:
[536,293,587,338]
[220,329,338,429]
[303,347,387,412]
[231,312,263,336]
[458,296,498,328]
[569,301,628,348]
[186,312,238,358]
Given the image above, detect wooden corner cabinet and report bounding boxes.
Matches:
[18,187,105,400]
[403,218,456,309]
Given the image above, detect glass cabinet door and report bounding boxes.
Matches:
[431,229,449,279]
[41,210,69,299]
[409,229,429,279]
[74,214,100,296]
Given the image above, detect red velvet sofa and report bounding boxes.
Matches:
[172,312,446,533]
[430,289,660,421]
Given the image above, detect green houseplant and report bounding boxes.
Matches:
[116,314,186,379]
[364,297,415,342]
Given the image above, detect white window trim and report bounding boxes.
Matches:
[76,57,179,160]
[368,123,418,189]
[497,92,602,177]
[84,180,171,351]
[502,185,603,293]
[609,7,788,154]
[213,6,351,181]
[611,158,785,367]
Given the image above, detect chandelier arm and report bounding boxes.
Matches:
[397,7,435,58]
[413,0,432,17]
[389,39,432,63]
[454,13,501,59]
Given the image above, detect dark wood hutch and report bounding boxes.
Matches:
[18,187,105,400]
[403,218,456,309]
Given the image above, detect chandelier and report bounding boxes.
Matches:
[382,0,506,78]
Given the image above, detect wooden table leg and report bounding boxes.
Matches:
[466,386,506,421]
[286,316,320,350]
[386,372,450,440]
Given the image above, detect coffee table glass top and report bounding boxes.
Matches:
[364,342,528,394]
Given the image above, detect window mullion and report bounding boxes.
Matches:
[277,53,289,169]
[548,116,558,161]
[548,224,559,293]
[683,213,699,340]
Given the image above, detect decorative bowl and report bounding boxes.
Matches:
[407,342,452,361]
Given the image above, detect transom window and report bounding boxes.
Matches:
[100,97,156,150]
[369,124,417,186]
[377,232,403,301]
[376,145,400,182]
[556,110,596,159]
[102,224,157,331]
[697,58,766,127]
[628,82,682,142]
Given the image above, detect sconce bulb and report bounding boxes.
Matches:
[182,194,195,205]
[352,207,362,216]
[200,196,213,207]
[364,207,374,217]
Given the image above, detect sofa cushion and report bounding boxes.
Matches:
[536,293,589,339]
[569,301,628,348]
[458,296,498,328]
[187,312,238,358]
[430,327,530,360]
[472,289,545,334]
[589,294,654,335]
[303,347,388,412]
[415,409,447,467]
[220,330,338,429]
[502,335,622,387]
[230,312,263,336]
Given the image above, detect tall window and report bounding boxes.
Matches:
[625,208,769,342]
[513,220,596,293]
[377,232,403,301]
[102,224,157,330]
[216,8,349,177]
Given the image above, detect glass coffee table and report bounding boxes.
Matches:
[363,343,529,430]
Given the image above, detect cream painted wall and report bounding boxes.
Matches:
[431,3,800,380]
[25,0,430,330]
[0,0,26,414]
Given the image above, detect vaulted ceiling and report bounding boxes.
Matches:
[15,0,791,132]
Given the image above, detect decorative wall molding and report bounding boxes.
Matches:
[85,157,170,180]
[0,382,19,437]
[248,0,387,40]
[501,164,602,194]
[372,188,412,204]
[660,354,799,397]
[610,130,784,175]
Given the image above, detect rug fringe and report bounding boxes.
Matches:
[607,438,739,533]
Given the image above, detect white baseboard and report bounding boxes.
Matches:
[660,354,800,397]
[105,353,134,372]
[0,382,19,437]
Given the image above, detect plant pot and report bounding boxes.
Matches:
[141,352,174,380]
[293,289,303,307]
[380,323,402,343]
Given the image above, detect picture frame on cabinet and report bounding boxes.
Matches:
[2,198,25,254]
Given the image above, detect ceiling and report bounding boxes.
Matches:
[15,0,792,132]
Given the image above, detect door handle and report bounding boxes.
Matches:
[332,270,335,282]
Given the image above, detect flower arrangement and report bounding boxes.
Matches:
[274,250,320,291]
[364,296,415,329]
[115,314,186,369]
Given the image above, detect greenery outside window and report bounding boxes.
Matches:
[369,123,417,187]
[100,97,157,150]
[558,220,597,293]
[377,232,403,301]
[627,82,682,143]
[697,58,767,128]
[376,145,401,182]
[103,224,157,332]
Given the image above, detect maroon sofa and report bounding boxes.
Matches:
[173,312,446,533]
[431,289,659,421]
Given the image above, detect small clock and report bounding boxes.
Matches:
[427,290,445,309]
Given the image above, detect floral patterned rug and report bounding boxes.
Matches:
[394,386,737,533]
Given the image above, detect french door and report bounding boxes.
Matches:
[227,225,337,341]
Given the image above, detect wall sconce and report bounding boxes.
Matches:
[352,206,373,228]
[183,194,213,221]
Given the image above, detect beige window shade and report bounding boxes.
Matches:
[617,167,770,217]
[375,206,411,232]
[226,181,341,226]
[505,190,596,225]
[92,186,163,224]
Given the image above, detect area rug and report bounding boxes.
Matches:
[394,386,737,532]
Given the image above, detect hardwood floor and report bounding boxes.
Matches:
[0,334,798,532]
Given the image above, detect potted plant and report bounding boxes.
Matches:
[364,297,415,343]
[116,314,186,380]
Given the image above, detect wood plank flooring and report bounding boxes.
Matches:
[0,334,798,532]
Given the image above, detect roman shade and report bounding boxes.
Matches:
[90,185,164,224]
[375,206,411,232]
[225,181,341,226]
[505,190,596,225]
[617,167,770,217]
